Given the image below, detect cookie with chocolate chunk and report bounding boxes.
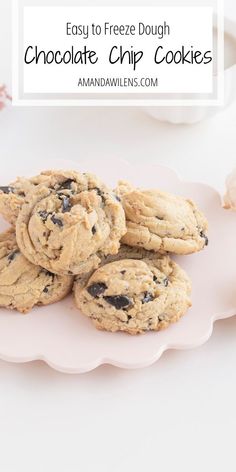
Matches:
[0,228,73,313]
[0,174,52,225]
[74,254,191,334]
[116,180,208,255]
[16,171,126,275]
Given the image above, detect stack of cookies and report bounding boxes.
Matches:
[0,169,208,335]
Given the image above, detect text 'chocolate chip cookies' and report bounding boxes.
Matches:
[15,171,126,275]
[117,180,208,255]
[0,228,73,313]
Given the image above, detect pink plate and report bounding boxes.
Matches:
[0,158,236,374]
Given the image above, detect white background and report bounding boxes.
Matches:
[1,0,236,471]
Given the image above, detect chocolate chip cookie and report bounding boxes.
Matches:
[0,228,73,313]
[116,180,208,255]
[0,173,51,225]
[74,253,191,334]
[16,171,126,275]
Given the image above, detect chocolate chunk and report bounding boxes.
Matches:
[156,216,164,220]
[0,186,14,194]
[38,210,50,221]
[142,292,154,304]
[104,295,132,309]
[43,286,49,293]
[7,250,19,262]
[93,187,103,197]
[57,179,74,190]
[163,277,168,287]
[153,275,168,286]
[41,269,55,280]
[61,196,71,213]
[127,314,132,321]
[51,214,63,227]
[121,270,126,275]
[93,187,106,203]
[87,282,107,298]
[200,231,208,246]
[92,225,96,234]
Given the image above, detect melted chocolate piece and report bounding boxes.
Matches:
[92,187,106,203]
[121,270,126,275]
[92,225,96,234]
[104,295,132,310]
[0,186,14,194]
[7,250,19,262]
[163,277,168,287]
[51,214,63,227]
[38,210,50,221]
[153,275,168,286]
[93,187,103,197]
[61,196,71,213]
[41,269,55,280]
[43,286,49,293]
[57,179,74,190]
[142,292,154,304]
[87,282,107,298]
[200,231,208,246]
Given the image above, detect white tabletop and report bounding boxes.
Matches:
[0,1,236,471]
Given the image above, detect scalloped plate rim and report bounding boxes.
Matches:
[0,309,235,374]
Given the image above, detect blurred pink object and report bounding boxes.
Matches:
[0,84,11,110]
[224,169,236,209]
